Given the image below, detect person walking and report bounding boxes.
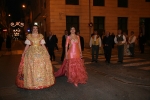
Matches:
[89,30,102,63]
[61,30,68,61]
[54,26,87,87]
[46,32,57,61]
[114,29,126,63]
[16,25,55,89]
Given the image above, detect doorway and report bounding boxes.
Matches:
[140,18,150,41]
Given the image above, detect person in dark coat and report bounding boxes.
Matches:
[77,31,84,51]
[53,35,59,50]
[0,34,4,51]
[6,34,12,51]
[61,30,68,61]
[102,31,113,63]
[110,33,115,48]
[138,33,146,54]
[46,32,57,61]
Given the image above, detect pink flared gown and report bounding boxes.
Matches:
[55,36,88,84]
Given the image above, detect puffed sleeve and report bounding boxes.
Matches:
[25,39,31,45]
[40,39,46,44]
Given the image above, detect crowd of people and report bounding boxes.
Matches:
[90,29,146,64]
[1,24,144,90]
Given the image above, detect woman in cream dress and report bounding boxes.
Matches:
[123,32,131,56]
[16,25,55,89]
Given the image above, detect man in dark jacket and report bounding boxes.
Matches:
[61,30,68,61]
[138,33,146,54]
[46,32,57,61]
[53,35,58,50]
[110,33,115,48]
[102,31,113,63]
[77,31,84,51]
[0,34,4,51]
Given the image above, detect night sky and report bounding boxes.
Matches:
[6,0,25,22]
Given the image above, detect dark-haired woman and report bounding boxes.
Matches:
[16,25,55,89]
[55,26,87,87]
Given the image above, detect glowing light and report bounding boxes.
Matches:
[34,22,38,25]
[3,29,7,32]
[27,29,30,32]
[10,22,24,27]
[22,5,26,8]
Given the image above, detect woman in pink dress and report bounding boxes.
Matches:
[55,26,88,87]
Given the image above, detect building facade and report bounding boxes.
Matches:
[30,0,150,47]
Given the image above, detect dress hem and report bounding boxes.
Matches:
[16,82,55,90]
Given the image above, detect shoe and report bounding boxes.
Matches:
[74,83,78,87]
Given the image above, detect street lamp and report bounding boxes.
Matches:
[22,4,26,8]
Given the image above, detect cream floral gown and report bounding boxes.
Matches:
[16,34,55,89]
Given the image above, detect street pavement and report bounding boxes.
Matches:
[0,40,150,100]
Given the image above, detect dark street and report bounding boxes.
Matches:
[0,40,150,100]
